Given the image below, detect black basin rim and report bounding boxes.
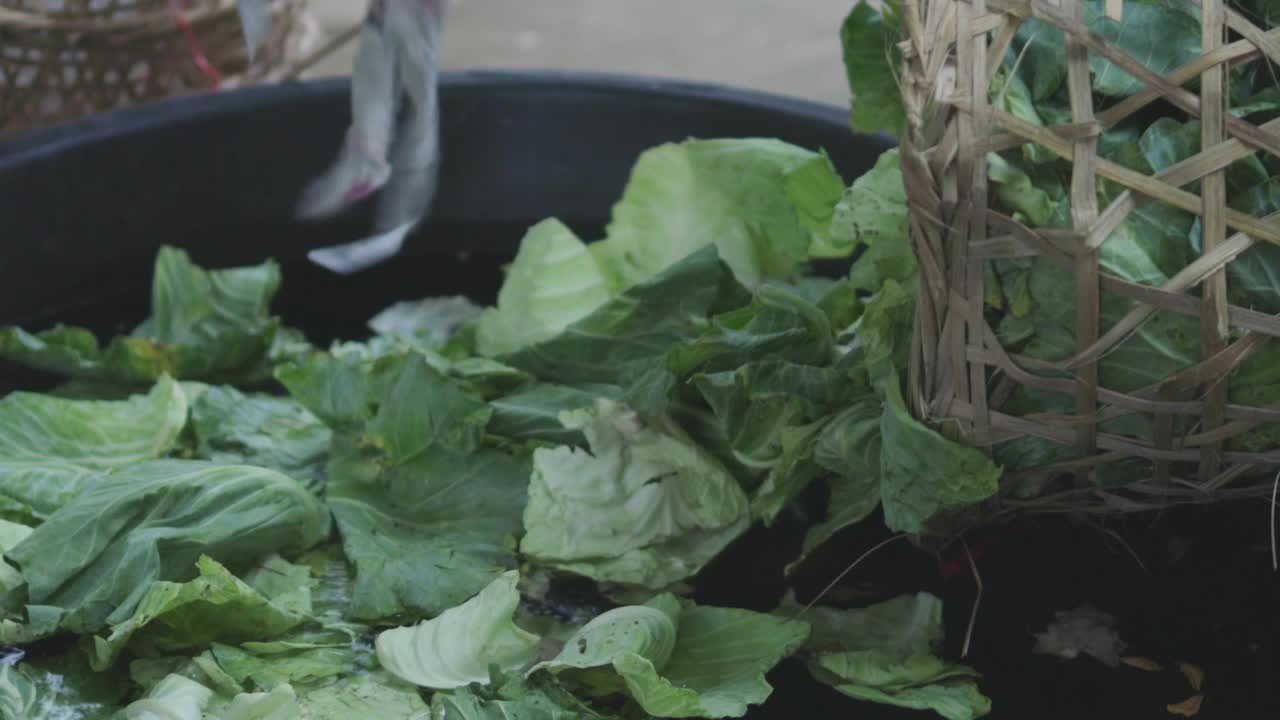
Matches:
[0,69,897,166]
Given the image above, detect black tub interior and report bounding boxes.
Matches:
[0,73,891,342]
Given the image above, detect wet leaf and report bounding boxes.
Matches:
[1179,663,1204,692]
[1120,656,1163,672]
[1167,694,1204,717]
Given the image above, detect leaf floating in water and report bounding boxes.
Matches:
[1032,604,1126,668]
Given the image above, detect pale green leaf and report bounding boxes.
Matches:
[475,220,614,357]
[368,296,483,348]
[748,418,829,524]
[0,376,187,519]
[284,350,527,622]
[533,596,809,718]
[190,386,331,493]
[144,246,282,380]
[0,659,125,720]
[795,399,884,563]
[90,556,312,671]
[325,439,529,621]
[375,571,540,690]
[831,149,912,290]
[1086,1,1201,98]
[431,670,616,719]
[783,151,851,258]
[692,361,857,469]
[499,246,750,402]
[669,285,836,377]
[1,247,287,385]
[519,399,750,590]
[217,683,301,720]
[7,460,329,636]
[291,673,430,719]
[529,595,681,679]
[210,638,357,693]
[0,518,32,593]
[120,673,214,720]
[363,354,493,461]
[879,377,1000,533]
[841,0,905,135]
[487,383,618,446]
[791,592,991,720]
[594,139,837,288]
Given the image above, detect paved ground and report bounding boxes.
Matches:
[303,0,854,107]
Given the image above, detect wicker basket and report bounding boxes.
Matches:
[897,0,1280,515]
[0,0,318,136]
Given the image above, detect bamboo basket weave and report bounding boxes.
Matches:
[897,0,1280,515]
[0,0,317,136]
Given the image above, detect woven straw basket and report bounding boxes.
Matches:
[897,0,1280,516]
[0,0,319,136]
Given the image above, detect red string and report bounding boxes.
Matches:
[938,526,1014,579]
[168,0,224,90]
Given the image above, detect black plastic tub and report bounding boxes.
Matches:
[0,72,900,716]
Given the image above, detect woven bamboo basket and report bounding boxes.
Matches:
[897,0,1280,516]
[0,0,322,136]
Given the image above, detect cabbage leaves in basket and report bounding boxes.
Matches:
[844,0,1280,488]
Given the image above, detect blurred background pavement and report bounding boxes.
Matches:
[304,0,854,106]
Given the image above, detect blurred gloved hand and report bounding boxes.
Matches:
[238,0,446,274]
[236,0,275,62]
